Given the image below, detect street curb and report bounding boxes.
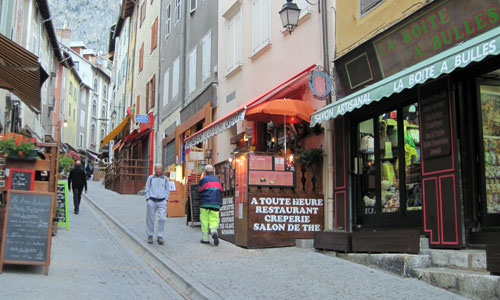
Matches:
[83,193,221,300]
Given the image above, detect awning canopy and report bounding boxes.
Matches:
[123,128,151,144]
[311,26,500,126]
[0,33,47,111]
[100,115,130,150]
[185,64,317,148]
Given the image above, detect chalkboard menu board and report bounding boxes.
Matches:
[8,168,35,191]
[188,184,201,227]
[420,78,452,159]
[56,181,69,230]
[1,191,54,275]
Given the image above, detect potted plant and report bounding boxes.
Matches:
[351,229,420,254]
[314,227,352,253]
[0,132,38,160]
[58,154,75,178]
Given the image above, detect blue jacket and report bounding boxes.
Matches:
[198,175,222,208]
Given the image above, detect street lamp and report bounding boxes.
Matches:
[63,120,68,127]
[279,0,301,34]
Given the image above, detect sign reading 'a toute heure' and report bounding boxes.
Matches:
[374,0,500,77]
[250,197,323,232]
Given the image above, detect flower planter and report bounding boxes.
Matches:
[486,244,500,275]
[6,149,38,160]
[351,230,420,254]
[314,231,352,252]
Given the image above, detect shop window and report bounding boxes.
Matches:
[479,80,500,214]
[356,102,421,216]
[164,140,175,167]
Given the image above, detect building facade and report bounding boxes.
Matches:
[312,0,500,248]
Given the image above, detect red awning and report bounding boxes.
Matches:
[123,128,151,144]
[184,64,317,148]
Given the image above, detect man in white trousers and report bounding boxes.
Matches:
[145,164,170,245]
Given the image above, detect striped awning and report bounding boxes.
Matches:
[0,33,46,111]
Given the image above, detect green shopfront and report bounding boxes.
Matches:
[313,0,500,248]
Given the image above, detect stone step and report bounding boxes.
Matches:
[421,249,487,270]
[335,252,431,277]
[420,236,429,250]
[413,267,500,300]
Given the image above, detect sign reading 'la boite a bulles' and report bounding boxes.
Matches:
[374,0,500,77]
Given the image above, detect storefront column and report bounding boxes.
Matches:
[325,119,334,230]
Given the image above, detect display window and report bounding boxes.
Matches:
[354,99,422,227]
[478,75,500,215]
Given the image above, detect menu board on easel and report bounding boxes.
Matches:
[0,190,54,275]
[7,168,35,191]
[187,184,201,227]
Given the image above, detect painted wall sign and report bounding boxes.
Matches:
[309,71,332,99]
[374,0,500,77]
[249,155,273,170]
[311,26,500,126]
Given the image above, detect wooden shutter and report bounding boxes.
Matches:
[150,75,156,110]
[146,82,150,113]
[136,95,140,115]
[151,17,158,53]
[139,43,144,72]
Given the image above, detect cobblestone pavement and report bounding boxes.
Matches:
[84,181,470,300]
[0,198,182,300]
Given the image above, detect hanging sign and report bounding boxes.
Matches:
[135,114,149,123]
[309,71,332,100]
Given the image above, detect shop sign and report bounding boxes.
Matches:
[249,196,324,234]
[374,0,500,77]
[311,26,500,126]
[135,114,148,123]
[185,109,246,148]
[309,71,332,100]
[220,197,235,236]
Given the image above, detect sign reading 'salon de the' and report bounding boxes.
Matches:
[247,195,324,247]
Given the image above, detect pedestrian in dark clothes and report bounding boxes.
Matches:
[68,160,88,214]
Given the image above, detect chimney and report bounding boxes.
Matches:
[56,21,71,46]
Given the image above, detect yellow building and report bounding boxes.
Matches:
[336,0,438,57]
[64,67,81,148]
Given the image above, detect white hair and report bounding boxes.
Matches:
[154,163,163,169]
[204,165,214,172]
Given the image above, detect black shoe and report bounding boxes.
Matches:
[148,236,153,244]
[74,210,79,214]
[212,232,219,246]
[200,239,210,244]
[157,237,164,245]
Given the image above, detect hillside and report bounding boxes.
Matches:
[48,0,121,53]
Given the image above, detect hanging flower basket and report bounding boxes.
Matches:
[0,133,38,160]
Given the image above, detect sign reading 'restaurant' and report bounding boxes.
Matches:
[374,0,500,77]
[249,197,324,233]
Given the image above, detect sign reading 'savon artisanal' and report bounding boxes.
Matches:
[374,0,500,77]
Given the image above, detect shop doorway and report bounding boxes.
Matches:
[476,68,500,228]
[353,98,422,229]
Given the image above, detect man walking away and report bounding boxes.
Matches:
[68,160,88,214]
[199,165,222,246]
[145,164,170,245]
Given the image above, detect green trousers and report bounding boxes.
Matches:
[200,208,220,241]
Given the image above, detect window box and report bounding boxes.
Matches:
[314,231,352,252]
[351,229,420,254]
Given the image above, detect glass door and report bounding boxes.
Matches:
[354,102,422,228]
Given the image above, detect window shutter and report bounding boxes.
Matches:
[137,95,141,115]
[227,19,234,71]
[252,0,260,53]
[151,75,156,109]
[146,82,150,112]
[262,0,270,45]
[235,11,242,66]
[163,69,170,106]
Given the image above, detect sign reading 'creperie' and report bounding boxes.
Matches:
[374,0,500,77]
